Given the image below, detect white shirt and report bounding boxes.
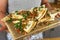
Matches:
[9,0,41,12]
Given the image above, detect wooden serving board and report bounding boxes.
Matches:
[2,18,60,40]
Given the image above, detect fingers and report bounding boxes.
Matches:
[58,13,60,16]
[0,26,6,32]
[5,29,9,32]
[55,13,60,18]
[55,15,60,18]
[0,20,6,27]
[0,20,7,32]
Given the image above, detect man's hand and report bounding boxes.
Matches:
[0,0,8,32]
[42,0,54,10]
[55,13,60,18]
[50,8,60,18]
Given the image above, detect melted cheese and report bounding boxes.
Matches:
[12,20,20,23]
[12,14,23,19]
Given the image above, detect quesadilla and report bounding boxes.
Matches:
[2,5,57,33]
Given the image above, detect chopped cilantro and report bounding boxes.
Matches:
[14,23,19,28]
[15,11,18,15]
[14,19,23,32]
[38,7,41,11]
[22,11,30,19]
[15,11,18,13]
[19,19,23,32]
[22,14,27,19]
[26,11,30,15]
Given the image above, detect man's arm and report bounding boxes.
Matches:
[41,0,52,10]
[0,0,8,19]
[42,0,60,17]
[0,0,8,31]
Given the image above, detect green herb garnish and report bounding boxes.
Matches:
[22,14,27,19]
[15,11,18,15]
[19,19,23,32]
[38,5,45,11]
[14,23,19,28]
[22,11,30,19]
[41,6,43,8]
[48,23,51,25]
[38,7,41,11]
[26,11,30,15]
[14,19,23,32]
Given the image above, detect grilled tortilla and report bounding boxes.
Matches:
[2,5,56,33]
[24,21,36,33]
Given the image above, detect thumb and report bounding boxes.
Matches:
[0,24,6,32]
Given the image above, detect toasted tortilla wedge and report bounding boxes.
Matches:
[11,13,23,19]
[24,21,36,33]
[49,12,60,20]
[37,12,58,24]
[37,17,50,24]
[1,16,10,22]
[36,8,48,22]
